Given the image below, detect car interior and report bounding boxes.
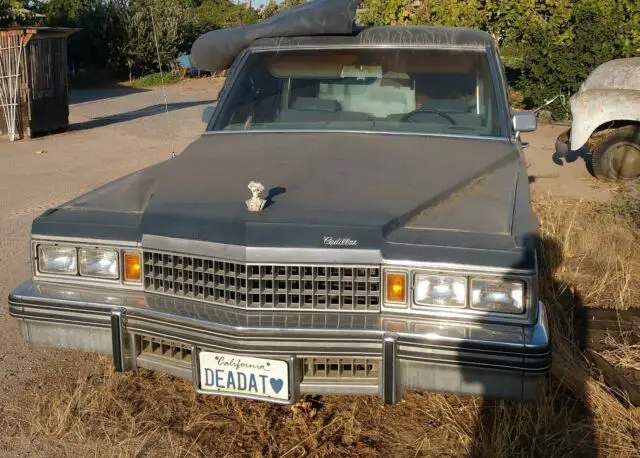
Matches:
[214,49,499,136]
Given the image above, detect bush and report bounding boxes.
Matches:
[125,0,197,75]
[359,0,640,113]
[23,0,640,96]
[194,0,260,31]
[46,0,129,72]
[516,0,639,108]
[129,72,183,88]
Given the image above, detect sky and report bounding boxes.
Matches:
[239,0,274,8]
[233,0,270,8]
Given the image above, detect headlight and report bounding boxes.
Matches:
[38,246,77,275]
[414,274,466,307]
[79,248,119,279]
[471,279,525,314]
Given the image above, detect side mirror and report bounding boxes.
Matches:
[512,111,537,133]
[202,103,218,124]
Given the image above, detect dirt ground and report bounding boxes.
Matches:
[0,78,614,456]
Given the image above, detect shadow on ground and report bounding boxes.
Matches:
[468,235,597,457]
[69,100,216,131]
[70,86,150,105]
[551,129,596,177]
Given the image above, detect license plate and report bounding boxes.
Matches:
[197,351,289,402]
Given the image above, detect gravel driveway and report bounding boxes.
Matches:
[0,78,609,455]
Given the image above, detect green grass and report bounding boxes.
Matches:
[129,72,183,88]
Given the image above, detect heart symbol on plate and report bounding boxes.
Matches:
[270,378,284,394]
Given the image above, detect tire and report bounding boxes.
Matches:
[554,129,570,158]
[591,125,640,182]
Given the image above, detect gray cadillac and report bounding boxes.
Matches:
[8,1,550,405]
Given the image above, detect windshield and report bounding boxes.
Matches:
[211,48,502,137]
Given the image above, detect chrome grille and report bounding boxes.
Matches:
[303,358,379,380]
[143,251,381,311]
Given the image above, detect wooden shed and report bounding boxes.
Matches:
[0,27,78,141]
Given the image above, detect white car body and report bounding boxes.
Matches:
[570,57,640,151]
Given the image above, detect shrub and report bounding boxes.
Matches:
[129,71,183,88]
[359,0,640,113]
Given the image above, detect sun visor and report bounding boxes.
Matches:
[268,54,358,78]
[190,0,361,72]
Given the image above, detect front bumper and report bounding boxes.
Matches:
[9,280,551,404]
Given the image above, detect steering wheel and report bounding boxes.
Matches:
[400,108,457,124]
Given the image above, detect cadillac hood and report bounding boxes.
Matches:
[33,133,535,267]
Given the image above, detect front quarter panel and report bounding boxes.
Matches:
[570,89,640,150]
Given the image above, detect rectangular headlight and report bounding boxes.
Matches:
[414,274,466,307]
[79,248,119,279]
[471,279,525,314]
[38,246,77,275]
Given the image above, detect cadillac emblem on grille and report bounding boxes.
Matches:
[246,181,267,212]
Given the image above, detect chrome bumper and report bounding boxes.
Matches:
[8,280,551,404]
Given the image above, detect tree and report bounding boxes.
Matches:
[358,0,640,112]
[193,0,260,31]
[0,0,22,27]
[260,0,306,19]
[126,0,197,75]
[46,0,129,73]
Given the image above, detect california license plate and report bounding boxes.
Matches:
[197,351,290,402]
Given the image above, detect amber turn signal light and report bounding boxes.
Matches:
[124,252,141,282]
[385,271,407,304]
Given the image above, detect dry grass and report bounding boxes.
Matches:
[534,187,640,311]
[601,332,640,371]
[3,192,640,457]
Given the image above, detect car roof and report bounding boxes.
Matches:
[250,25,495,51]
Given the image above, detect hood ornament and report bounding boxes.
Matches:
[246,181,267,212]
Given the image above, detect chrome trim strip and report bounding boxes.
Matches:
[203,129,510,143]
[32,235,139,247]
[8,282,551,368]
[141,234,382,264]
[190,345,199,385]
[382,335,399,404]
[384,259,535,275]
[300,381,379,396]
[111,309,126,372]
[251,44,490,52]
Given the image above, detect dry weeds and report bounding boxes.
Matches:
[2,192,640,457]
[601,331,640,371]
[534,187,640,311]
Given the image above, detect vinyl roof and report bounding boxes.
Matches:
[251,26,495,50]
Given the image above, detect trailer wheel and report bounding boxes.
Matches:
[591,125,640,182]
